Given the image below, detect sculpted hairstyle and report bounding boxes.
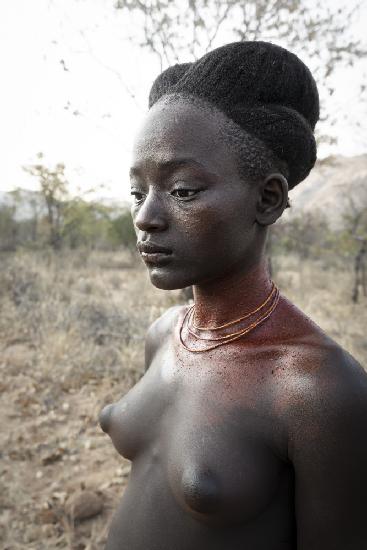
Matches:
[148,41,320,190]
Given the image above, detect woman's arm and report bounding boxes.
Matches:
[288,353,367,549]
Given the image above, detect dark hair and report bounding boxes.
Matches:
[149,41,319,190]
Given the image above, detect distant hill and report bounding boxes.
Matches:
[284,154,367,228]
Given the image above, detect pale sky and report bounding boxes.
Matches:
[1,0,366,202]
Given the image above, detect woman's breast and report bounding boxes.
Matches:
[99,361,176,460]
[165,400,285,525]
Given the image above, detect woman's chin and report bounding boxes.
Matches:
[148,266,193,291]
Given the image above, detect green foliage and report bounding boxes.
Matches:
[0,156,137,252]
[335,188,367,259]
[269,193,367,267]
[271,213,331,260]
[109,209,137,250]
[23,156,69,249]
[16,155,135,252]
[62,199,113,249]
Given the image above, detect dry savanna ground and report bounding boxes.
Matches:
[0,249,366,549]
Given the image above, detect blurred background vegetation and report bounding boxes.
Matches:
[0,156,136,253]
[1,152,366,303]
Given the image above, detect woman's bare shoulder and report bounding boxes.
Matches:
[272,306,366,437]
[144,304,188,370]
[269,295,367,424]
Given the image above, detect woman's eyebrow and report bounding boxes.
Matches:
[130,158,213,178]
[159,158,206,172]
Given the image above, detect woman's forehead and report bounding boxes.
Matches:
[132,99,236,174]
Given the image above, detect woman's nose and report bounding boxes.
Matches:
[134,191,168,233]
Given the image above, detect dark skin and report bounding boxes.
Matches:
[100,98,367,549]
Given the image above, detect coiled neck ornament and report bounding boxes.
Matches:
[179,283,280,353]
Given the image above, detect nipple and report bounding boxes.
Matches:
[99,403,114,434]
[181,466,221,515]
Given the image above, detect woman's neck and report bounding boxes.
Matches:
[192,257,272,327]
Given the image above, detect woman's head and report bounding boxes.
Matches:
[130,41,319,290]
[149,41,319,189]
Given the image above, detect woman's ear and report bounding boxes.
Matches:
[255,173,289,226]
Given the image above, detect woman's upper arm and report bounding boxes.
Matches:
[288,360,367,549]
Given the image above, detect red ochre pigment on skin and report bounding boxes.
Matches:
[99,44,367,550]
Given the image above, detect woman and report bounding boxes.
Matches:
[100,42,367,549]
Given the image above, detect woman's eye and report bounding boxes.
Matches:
[131,191,145,204]
[171,189,198,199]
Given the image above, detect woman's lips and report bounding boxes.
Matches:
[137,241,173,265]
[141,252,172,265]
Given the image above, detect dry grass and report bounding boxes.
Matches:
[0,249,365,549]
[0,249,178,549]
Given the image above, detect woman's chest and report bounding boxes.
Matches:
[103,347,287,523]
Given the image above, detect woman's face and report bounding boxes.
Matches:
[130,98,264,290]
